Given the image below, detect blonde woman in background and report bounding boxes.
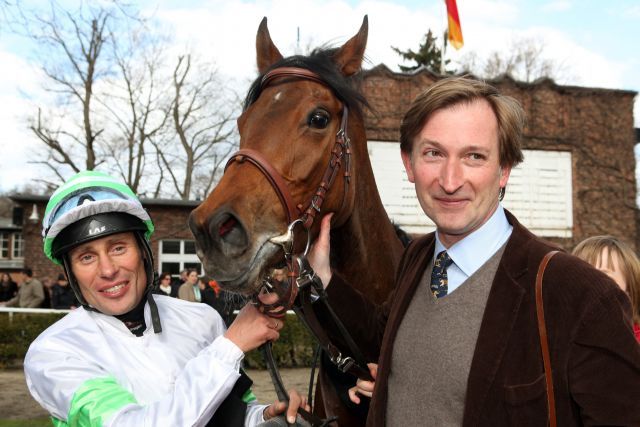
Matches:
[573,235,640,342]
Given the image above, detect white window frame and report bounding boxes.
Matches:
[158,239,202,275]
[12,232,24,259]
[0,232,8,259]
[368,141,573,237]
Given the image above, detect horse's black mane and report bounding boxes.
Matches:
[244,47,369,113]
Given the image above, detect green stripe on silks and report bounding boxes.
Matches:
[242,388,257,404]
[56,376,138,426]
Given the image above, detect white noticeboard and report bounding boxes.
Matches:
[368,141,573,237]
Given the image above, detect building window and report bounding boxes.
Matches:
[12,233,24,259]
[158,239,202,276]
[0,233,8,258]
[368,142,573,237]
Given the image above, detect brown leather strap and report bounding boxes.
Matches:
[261,66,329,90]
[535,250,559,427]
[225,149,298,224]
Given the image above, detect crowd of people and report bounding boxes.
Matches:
[0,265,238,325]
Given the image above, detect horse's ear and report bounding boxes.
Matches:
[332,15,368,77]
[256,17,284,74]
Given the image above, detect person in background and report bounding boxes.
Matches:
[211,279,236,327]
[199,277,234,326]
[173,268,189,289]
[178,269,200,302]
[153,272,179,298]
[24,170,307,426]
[0,272,17,302]
[573,235,640,342]
[51,273,77,309]
[0,267,45,308]
[41,276,53,308]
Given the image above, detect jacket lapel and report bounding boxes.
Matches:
[463,211,531,424]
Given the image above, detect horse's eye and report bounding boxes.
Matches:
[308,110,330,129]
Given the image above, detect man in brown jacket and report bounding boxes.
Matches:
[309,77,640,425]
[0,267,45,308]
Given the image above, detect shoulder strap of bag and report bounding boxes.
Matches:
[536,250,559,427]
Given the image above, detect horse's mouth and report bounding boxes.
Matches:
[201,237,287,295]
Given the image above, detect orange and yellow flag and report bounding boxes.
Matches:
[445,0,464,49]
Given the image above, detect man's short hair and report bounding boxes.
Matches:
[21,267,33,277]
[400,76,525,169]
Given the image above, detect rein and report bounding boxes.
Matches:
[224,67,370,425]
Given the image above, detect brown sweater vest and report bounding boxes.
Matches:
[386,244,507,426]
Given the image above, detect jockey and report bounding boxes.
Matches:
[24,170,306,426]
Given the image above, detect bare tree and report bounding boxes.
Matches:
[23,3,118,176]
[155,54,239,200]
[457,36,570,83]
[99,24,171,193]
[10,1,239,199]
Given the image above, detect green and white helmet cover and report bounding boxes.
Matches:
[42,170,154,265]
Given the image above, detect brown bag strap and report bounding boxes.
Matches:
[535,250,559,427]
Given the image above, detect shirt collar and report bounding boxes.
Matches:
[435,204,512,276]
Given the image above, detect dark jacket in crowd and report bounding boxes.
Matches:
[0,279,17,302]
[51,284,78,309]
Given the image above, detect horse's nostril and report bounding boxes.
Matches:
[218,216,238,237]
[212,213,248,255]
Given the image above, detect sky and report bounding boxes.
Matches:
[0,0,639,193]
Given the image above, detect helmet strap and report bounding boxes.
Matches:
[134,232,163,334]
[61,255,92,310]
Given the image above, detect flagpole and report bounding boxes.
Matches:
[441,0,447,75]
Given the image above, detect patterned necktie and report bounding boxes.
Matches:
[430,250,453,298]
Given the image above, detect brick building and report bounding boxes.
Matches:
[4,68,638,281]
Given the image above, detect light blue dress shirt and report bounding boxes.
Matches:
[433,204,513,295]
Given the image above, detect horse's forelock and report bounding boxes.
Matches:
[243,48,368,113]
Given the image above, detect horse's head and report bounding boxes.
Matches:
[189,17,368,295]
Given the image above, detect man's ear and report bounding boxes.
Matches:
[499,165,512,188]
[401,150,415,183]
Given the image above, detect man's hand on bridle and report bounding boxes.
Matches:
[307,213,333,289]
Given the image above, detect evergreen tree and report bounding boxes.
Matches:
[391,29,455,74]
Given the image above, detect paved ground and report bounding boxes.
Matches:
[0,368,315,420]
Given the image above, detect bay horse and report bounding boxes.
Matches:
[189,16,404,426]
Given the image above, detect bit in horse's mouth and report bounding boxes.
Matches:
[210,236,288,293]
[259,266,290,293]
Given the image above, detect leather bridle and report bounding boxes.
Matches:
[227,67,352,231]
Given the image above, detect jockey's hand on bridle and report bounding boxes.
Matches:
[224,301,284,352]
[263,388,311,424]
[307,213,333,289]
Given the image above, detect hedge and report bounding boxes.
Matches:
[0,312,317,369]
[0,313,66,368]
